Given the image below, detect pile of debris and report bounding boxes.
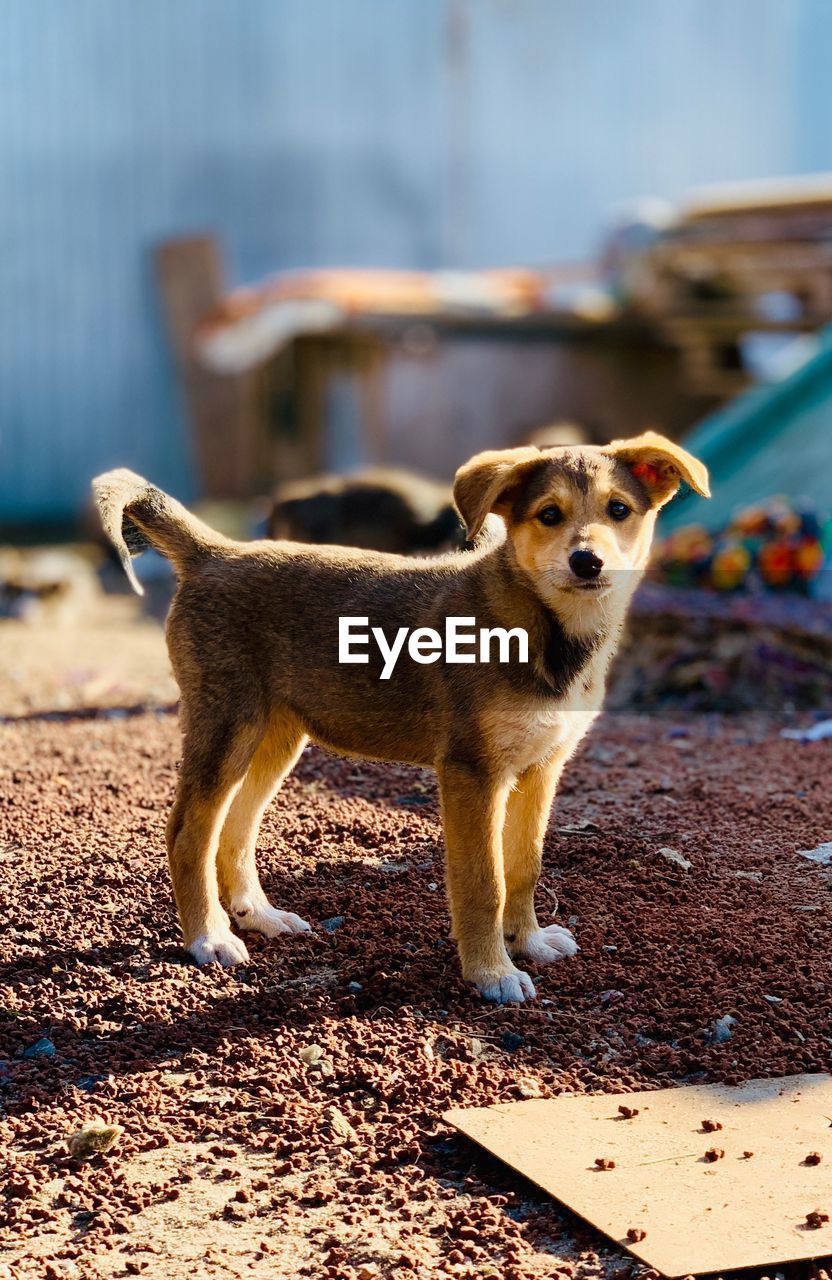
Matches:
[611,580,832,714]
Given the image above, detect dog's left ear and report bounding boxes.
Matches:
[606,431,710,507]
[453,448,545,540]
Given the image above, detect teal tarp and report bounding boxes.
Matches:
[662,330,832,532]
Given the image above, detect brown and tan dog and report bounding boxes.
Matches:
[93,432,708,1004]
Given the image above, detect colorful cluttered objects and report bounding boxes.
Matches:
[655,498,830,594]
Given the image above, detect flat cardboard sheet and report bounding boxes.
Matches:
[445,1074,832,1276]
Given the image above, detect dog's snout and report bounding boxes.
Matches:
[569,549,604,580]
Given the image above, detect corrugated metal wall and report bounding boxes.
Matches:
[2,0,831,521]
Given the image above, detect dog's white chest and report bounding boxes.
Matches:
[490,682,600,776]
[519,702,573,768]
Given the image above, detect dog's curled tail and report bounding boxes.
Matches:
[92,469,223,596]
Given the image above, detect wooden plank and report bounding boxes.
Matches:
[154,236,257,498]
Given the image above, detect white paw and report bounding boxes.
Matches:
[231,899,312,939]
[189,928,250,968]
[474,967,536,1004]
[521,923,579,965]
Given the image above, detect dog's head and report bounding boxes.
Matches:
[454,432,709,611]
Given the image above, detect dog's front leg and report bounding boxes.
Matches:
[502,759,579,965]
[437,761,536,1004]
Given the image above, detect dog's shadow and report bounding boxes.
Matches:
[0,851,473,1085]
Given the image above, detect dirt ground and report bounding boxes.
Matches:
[0,604,177,719]
[2,618,832,1279]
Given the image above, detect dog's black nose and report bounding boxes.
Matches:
[569,549,604,580]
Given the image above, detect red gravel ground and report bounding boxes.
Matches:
[2,708,832,1279]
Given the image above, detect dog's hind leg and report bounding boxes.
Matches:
[216,712,311,940]
[438,762,535,1004]
[502,759,579,966]
[166,709,264,967]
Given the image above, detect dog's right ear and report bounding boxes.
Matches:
[453,448,545,540]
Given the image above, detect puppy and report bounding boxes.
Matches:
[267,467,464,555]
[93,433,708,1004]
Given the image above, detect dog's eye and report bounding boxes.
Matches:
[537,505,563,526]
[608,499,631,522]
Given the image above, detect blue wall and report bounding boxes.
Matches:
[2,0,832,521]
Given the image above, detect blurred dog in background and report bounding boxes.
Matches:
[0,548,100,625]
[267,467,464,555]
